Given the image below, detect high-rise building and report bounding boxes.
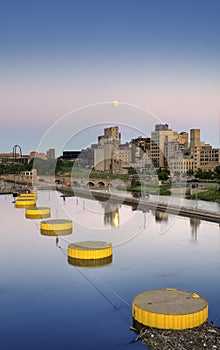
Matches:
[46,148,55,160]
[104,126,120,142]
[168,128,220,174]
[189,129,201,172]
[29,151,47,161]
[150,124,179,168]
[94,127,120,172]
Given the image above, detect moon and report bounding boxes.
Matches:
[112,100,119,107]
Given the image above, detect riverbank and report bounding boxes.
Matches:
[186,188,220,203]
[56,186,220,223]
[134,322,220,349]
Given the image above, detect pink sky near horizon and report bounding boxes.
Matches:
[1,66,219,154]
[0,1,220,154]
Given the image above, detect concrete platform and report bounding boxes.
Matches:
[68,241,112,260]
[25,207,51,219]
[40,219,72,236]
[132,288,208,330]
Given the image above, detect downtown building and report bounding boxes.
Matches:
[94,127,152,174]
[58,124,219,176]
[158,127,220,175]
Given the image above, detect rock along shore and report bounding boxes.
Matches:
[133,322,220,350]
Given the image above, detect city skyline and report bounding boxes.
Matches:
[0,1,220,153]
[0,123,217,158]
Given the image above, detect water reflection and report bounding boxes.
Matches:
[1,191,220,350]
[68,255,113,268]
[154,210,168,223]
[41,229,72,236]
[101,202,120,227]
[190,218,201,241]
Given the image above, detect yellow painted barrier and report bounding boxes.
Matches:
[68,241,112,260]
[25,207,51,219]
[132,289,208,330]
[15,198,36,208]
[40,219,72,236]
[19,192,37,198]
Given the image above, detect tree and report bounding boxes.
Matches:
[195,168,214,180]
[157,168,170,181]
[214,165,220,180]
[186,169,194,176]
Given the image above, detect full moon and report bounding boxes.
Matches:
[112,100,119,107]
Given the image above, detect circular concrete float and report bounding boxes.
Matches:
[68,241,112,261]
[19,192,37,198]
[68,255,112,268]
[132,288,208,330]
[15,198,36,208]
[25,207,51,219]
[40,219,72,236]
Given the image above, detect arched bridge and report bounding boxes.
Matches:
[64,177,131,189]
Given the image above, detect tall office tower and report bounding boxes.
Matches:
[46,148,55,160]
[150,124,178,168]
[178,132,189,148]
[190,129,200,149]
[104,126,120,143]
[94,126,121,172]
[190,129,201,171]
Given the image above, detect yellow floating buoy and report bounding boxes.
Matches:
[16,195,36,201]
[19,192,37,198]
[40,219,72,236]
[68,241,112,260]
[68,255,112,268]
[132,288,208,330]
[25,207,51,219]
[15,198,36,208]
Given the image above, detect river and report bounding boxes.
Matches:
[1,190,220,350]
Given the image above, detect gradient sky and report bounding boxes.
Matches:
[0,0,220,154]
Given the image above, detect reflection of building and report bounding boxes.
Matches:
[102,202,120,227]
[154,210,168,223]
[190,218,201,240]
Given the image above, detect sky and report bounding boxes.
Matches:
[0,0,220,154]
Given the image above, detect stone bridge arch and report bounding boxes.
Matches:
[97,181,105,188]
[86,181,95,188]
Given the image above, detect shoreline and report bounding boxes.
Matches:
[134,322,220,349]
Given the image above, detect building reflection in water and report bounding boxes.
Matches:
[190,218,201,241]
[154,210,168,223]
[101,202,120,227]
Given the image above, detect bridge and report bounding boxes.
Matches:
[60,176,131,189]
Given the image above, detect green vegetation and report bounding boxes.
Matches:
[0,162,32,175]
[89,172,130,180]
[214,165,220,181]
[186,188,220,203]
[194,166,220,181]
[126,183,171,195]
[56,159,75,175]
[2,158,220,203]
[157,167,170,181]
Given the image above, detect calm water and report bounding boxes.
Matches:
[1,191,220,350]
